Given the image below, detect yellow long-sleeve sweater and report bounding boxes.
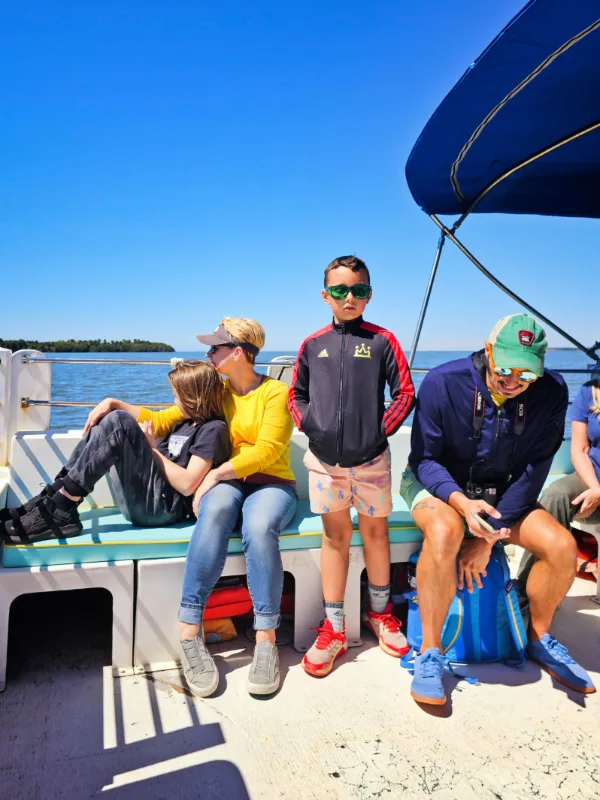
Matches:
[138,376,295,482]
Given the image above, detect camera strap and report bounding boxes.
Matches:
[509,398,526,481]
[469,389,526,485]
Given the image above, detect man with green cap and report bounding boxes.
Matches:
[400,313,595,705]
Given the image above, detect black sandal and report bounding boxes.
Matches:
[0,496,82,545]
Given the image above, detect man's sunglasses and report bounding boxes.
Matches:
[325,284,371,300]
[488,348,538,383]
[492,365,538,383]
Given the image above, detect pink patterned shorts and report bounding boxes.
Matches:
[304,448,392,518]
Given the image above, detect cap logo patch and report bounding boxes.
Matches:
[518,329,534,346]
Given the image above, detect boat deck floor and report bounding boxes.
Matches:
[1,574,599,800]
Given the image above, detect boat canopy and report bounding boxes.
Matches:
[406,0,600,219]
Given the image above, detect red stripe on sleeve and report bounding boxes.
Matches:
[361,322,414,434]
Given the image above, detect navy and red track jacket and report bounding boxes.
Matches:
[288,316,415,467]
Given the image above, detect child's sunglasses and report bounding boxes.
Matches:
[325,283,371,300]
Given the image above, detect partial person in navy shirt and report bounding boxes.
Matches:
[400,314,595,706]
[539,380,600,529]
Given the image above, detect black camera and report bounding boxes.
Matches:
[465,481,499,507]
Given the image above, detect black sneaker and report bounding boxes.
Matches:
[0,495,82,545]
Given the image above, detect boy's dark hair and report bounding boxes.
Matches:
[324,255,370,287]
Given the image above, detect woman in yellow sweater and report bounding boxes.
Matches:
[138,317,297,698]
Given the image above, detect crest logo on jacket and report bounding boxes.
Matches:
[518,330,534,346]
[318,349,328,358]
[354,344,371,358]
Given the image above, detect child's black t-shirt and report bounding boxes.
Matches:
[156,419,231,470]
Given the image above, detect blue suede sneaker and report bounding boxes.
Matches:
[411,647,446,705]
[528,634,596,694]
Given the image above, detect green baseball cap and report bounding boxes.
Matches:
[488,313,547,377]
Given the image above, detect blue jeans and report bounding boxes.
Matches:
[179,481,297,630]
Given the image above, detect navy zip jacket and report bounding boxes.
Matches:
[288,316,414,467]
[408,350,568,530]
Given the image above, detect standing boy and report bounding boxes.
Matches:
[288,255,415,676]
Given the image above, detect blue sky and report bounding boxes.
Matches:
[2,1,598,353]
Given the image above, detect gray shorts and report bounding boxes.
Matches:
[399,468,435,512]
[400,468,475,538]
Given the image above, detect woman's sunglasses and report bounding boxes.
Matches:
[207,344,236,356]
[325,284,371,300]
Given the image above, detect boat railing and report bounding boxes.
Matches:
[0,347,597,468]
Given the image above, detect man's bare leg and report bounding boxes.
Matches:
[508,506,577,641]
[508,506,594,693]
[412,499,464,652]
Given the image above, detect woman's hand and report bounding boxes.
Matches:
[572,487,600,519]
[83,398,115,435]
[139,420,156,448]
[458,538,494,593]
[192,469,220,516]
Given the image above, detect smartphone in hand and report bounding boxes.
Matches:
[470,511,498,534]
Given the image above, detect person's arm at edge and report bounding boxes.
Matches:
[570,387,600,493]
[571,421,600,489]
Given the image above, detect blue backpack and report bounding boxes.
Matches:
[401,543,527,679]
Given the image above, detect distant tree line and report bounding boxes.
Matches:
[0,338,175,353]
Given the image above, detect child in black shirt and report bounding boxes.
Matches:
[1,361,231,543]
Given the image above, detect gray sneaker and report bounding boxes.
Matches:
[180,633,219,698]
[247,641,280,695]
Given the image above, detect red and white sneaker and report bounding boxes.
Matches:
[363,603,409,657]
[302,619,348,677]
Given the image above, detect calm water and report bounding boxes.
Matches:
[48,349,595,433]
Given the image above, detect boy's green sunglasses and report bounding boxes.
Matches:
[326,283,371,300]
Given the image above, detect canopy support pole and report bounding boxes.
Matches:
[429,214,600,362]
[408,232,446,367]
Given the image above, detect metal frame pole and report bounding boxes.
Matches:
[408,232,446,368]
[429,215,600,362]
